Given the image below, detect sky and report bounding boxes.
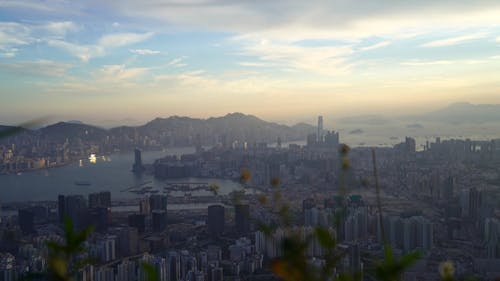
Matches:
[1,0,500,127]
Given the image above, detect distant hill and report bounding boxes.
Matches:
[414,102,500,123]
[9,113,315,146]
[0,125,32,140]
[133,112,315,144]
[40,122,107,141]
[333,102,500,126]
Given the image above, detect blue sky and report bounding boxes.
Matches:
[1,0,500,126]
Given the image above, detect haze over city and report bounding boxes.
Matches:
[1,1,500,126]
[3,2,500,281]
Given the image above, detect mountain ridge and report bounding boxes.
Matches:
[1,113,316,144]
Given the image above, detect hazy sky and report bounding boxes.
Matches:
[1,0,500,126]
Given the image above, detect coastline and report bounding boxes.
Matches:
[0,147,171,176]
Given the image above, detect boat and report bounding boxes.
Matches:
[74,181,91,186]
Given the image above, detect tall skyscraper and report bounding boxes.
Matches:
[317,116,324,142]
[235,204,250,234]
[207,205,225,238]
[88,207,111,232]
[65,195,88,231]
[128,214,146,234]
[18,208,35,234]
[150,194,168,212]
[132,148,144,173]
[442,176,455,200]
[88,191,111,208]
[152,210,167,232]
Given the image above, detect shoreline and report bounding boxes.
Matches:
[0,147,178,176]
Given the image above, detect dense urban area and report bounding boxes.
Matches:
[1,116,500,281]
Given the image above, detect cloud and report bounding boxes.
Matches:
[0,60,72,76]
[239,61,275,67]
[47,39,102,62]
[0,48,18,58]
[44,21,79,36]
[130,48,160,55]
[420,32,488,47]
[0,0,57,12]
[496,36,500,42]
[0,21,81,57]
[99,64,149,80]
[0,22,32,54]
[98,32,154,48]
[401,59,453,66]
[358,41,391,51]
[47,32,154,61]
[167,57,187,67]
[239,39,354,76]
[400,59,487,66]
[109,1,500,41]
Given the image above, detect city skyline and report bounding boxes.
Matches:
[1,1,500,125]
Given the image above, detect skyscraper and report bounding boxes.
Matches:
[207,205,225,238]
[88,191,111,208]
[150,194,168,212]
[18,208,35,234]
[89,207,111,232]
[128,214,146,234]
[132,148,144,173]
[65,195,88,231]
[152,210,167,232]
[317,116,324,142]
[235,204,250,234]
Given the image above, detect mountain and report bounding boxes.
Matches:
[25,113,315,146]
[414,102,500,123]
[0,125,32,140]
[66,120,84,125]
[130,112,315,144]
[40,122,107,141]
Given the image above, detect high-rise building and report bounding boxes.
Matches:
[302,198,315,212]
[210,267,223,281]
[235,204,250,234]
[116,227,139,257]
[150,195,168,212]
[58,194,66,223]
[139,198,151,215]
[152,210,167,232]
[88,191,111,208]
[207,205,225,238]
[117,260,137,281]
[18,208,35,234]
[132,148,144,173]
[167,251,181,281]
[65,195,88,231]
[380,215,433,253]
[0,253,18,281]
[128,214,146,234]
[89,207,111,232]
[317,116,324,142]
[442,176,455,200]
[96,236,116,262]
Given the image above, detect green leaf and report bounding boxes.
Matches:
[142,262,159,281]
[315,227,336,249]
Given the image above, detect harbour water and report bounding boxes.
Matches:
[0,147,245,203]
